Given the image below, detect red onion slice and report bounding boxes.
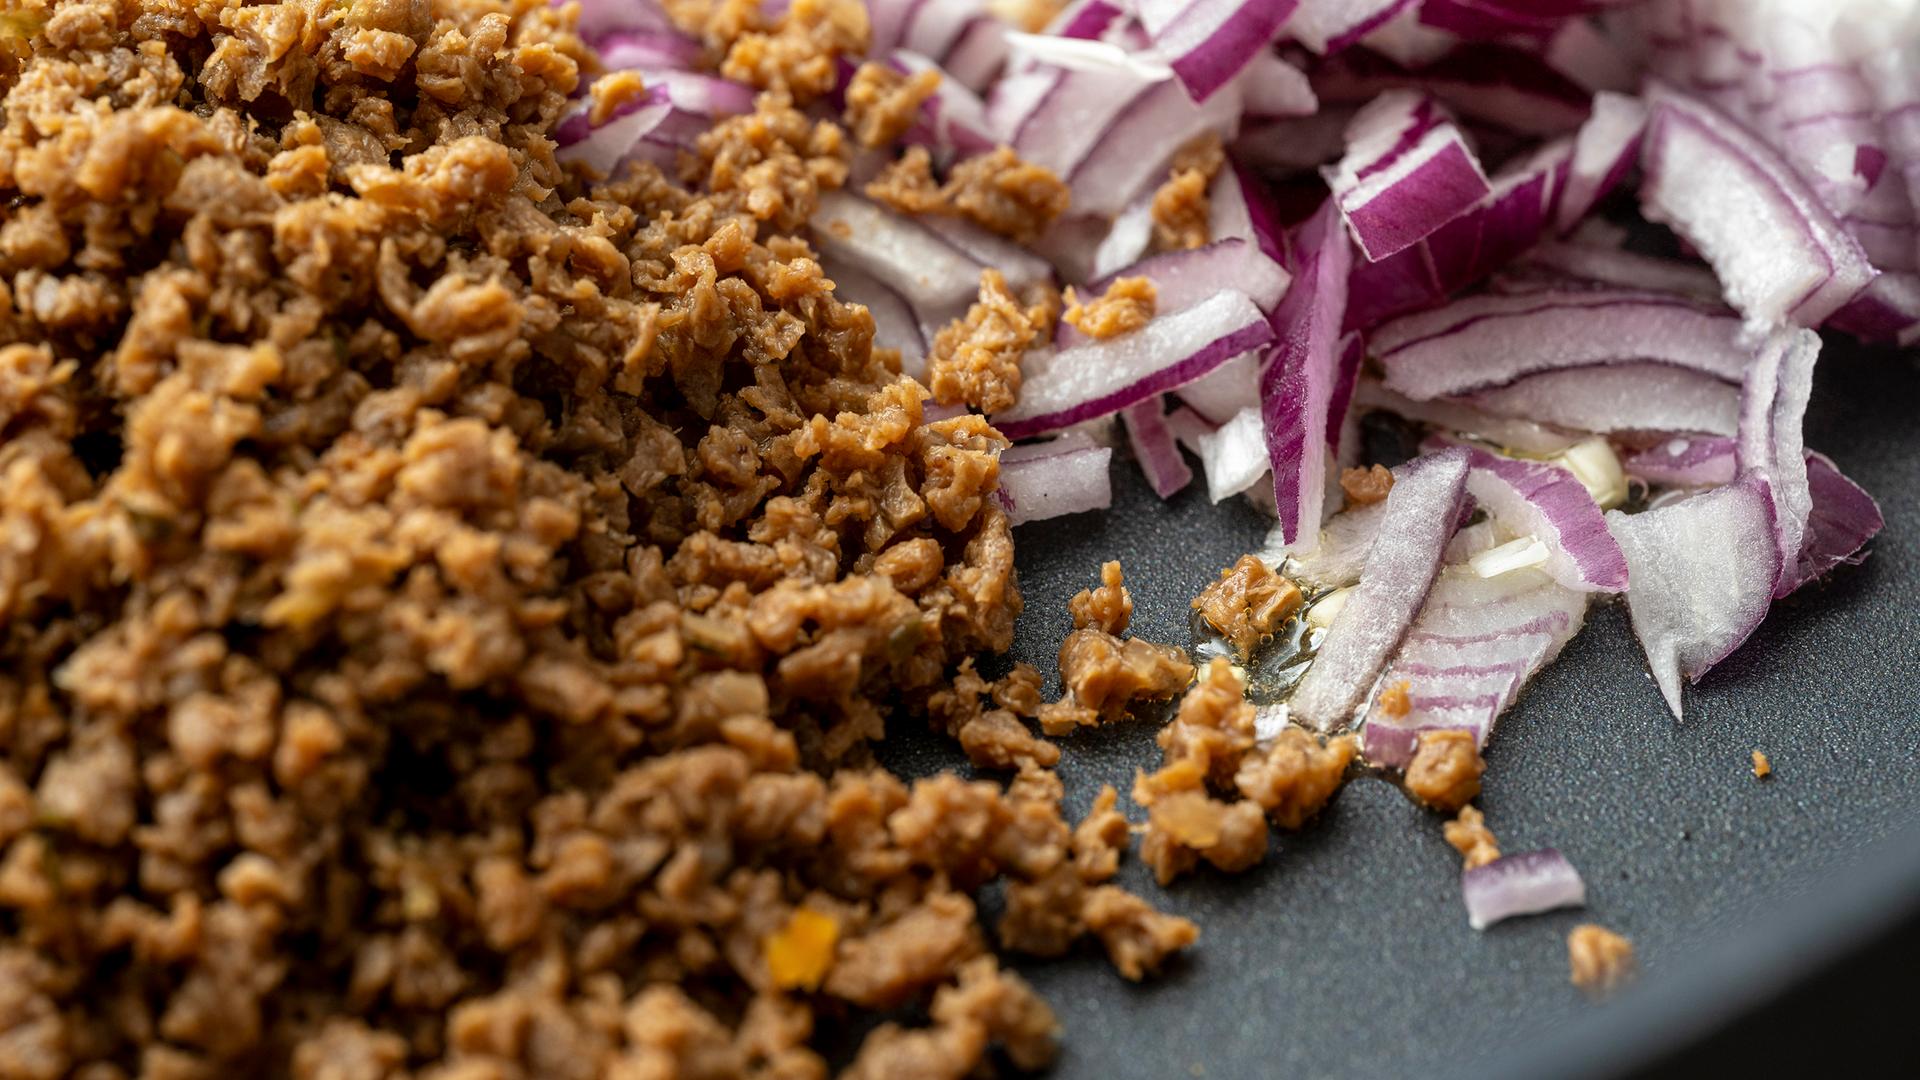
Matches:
[1122,398,1196,499]
[1325,91,1494,262]
[1195,405,1271,502]
[1177,351,1261,424]
[995,291,1276,438]
[1290,447,1471,731]
[1262,200,1354,548]
[1464,363,1742,438]
[1556,90,1648,231]
[1066,73,1247,217]
[1286,0,1419,55]
[1355,380,1582,455]
[1461,848,1587,930]
[1281,499,1387,590]
[1135,0,1300,104]
[1735,328,1820,596]
[1786,451,1885,595]
[1373,289,1751,401]
[1507,241,1727,304]
[1460,448,1628,593]
[1639,84,1875,329]
[1606,473,1782,719]
[995,440,1114,525]
[1623,436,1737,488]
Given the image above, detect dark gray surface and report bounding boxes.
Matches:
[880,341,1920,1078]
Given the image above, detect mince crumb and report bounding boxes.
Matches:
[718,0,872,103]
[1568,924,1636,996]
[1374,680,1413,719]
[1406,729,1487,812]
[868,145,1071,243]
[845,60,942,148]
[1192,554,1305,656]
[589,70,650,126]
[925,268,1047,412]
[1041,563,1194,735]
[1062,276,1158,338]
[1752,750,1772,779]
[1151,132,1227,251]
[1443,805,1502,869]
[1341,464,1395,506]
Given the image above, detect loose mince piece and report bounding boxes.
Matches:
[844,61,942,148]
[1567,924,1636,996]
[925,269,1048,412]
[1406,730,1487,811]
[1151,133,1227,252]
[1341,464,1395,506]
[1039,562,1195,736]
[1752,749,1772,778]
[1062,276,1158,339]
[1444,805,1502,869]
[867,145,1071,243]
[1191,553,1305,656]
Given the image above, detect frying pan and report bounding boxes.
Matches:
[878,337,1920,1077]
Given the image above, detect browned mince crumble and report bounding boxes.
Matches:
[0,0,1209,1075]
[1567,924,1635,996]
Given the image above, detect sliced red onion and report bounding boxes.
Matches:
[1235,109,1357,174]
[1262,201,1354,548]
[1066,71,1247,218]
[810,193,1051,335]
[1355,379,1582,455]
[1544,17,1636,94]
[1133,0,1299,104]
[1324,92,1494,262]
[594,28,705,72]
[555,88,672,170]
[1417,0,1560,42]
[1735,327,1820,596]
[1195,405,1270,502]
[1373,289,1751,401]
[994,291,1276,438]
[1639,84,1875,329]
[1622,436,1736,488]
[1464,363,1742,438]
[1459,448,1627,593]
[1286,0,1417,55]
[1784,451,1884,595]
[1091,192,1156,279]
[1509,241,1726,303]
[1176,351,1261,424]
[1461,848,1587,930]
[889,50,1000,159]
[1290,447,1471,731]
[995,442,1115,525]
[1829,272,1920,346]
[1556,91,1647,231]
[1122,398,1196,499]
[1325,330,1366,456]
[1045,0,1131,41]
[574,0,676,41]
[1220,160,1293,266]
[1165,404,1218,452]
[1241,49,1319,119]
[1606,473,1781,719]
[1316,44,1594,137]
[1004,47,1164,177]
[1281,499,1387,591]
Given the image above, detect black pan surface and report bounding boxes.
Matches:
[879,338,1919,1078]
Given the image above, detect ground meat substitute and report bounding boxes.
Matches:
[1339,464,1393,507]
[1149,132,1225,253]
[0,1,1203,1076]
[922,269,1051,414]
[1443,805,1500,869]
[1190,554,1303,657]
[1405,730,1487,812]
[1060,276,1155,340]
[864,145,1070,244]
[1566,924,1635,996]
[841,61,940,149]
[1037,562,1193,736]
